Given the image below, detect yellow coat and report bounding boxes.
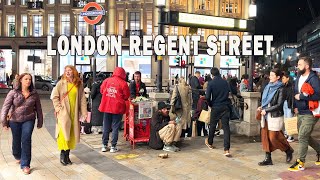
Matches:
[51,79,88,143]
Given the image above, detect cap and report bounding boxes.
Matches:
[158,101,170,110]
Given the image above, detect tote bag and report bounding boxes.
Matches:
[199,108,211,124]
[284,116,298,135]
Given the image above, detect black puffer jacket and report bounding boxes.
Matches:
[264,87,284,118]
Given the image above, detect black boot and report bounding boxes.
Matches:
[258,152,273,166]
[285,148,294,163]
[60,150,67,166]
[65,150,72,165]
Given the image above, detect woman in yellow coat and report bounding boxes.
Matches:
[51,65,87,165]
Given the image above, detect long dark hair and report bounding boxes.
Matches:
[17,73,34,91]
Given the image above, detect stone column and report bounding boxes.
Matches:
[187,0,194,13]
[230,92,261,137]
[28,15,33,36]
[0,12,2,36]
[74,14,78,35]
[124,8,128,33]
[107,0,116,71]
[243,0,250,19]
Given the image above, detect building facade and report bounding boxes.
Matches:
[0,0,251,85]
[297,15,320,68]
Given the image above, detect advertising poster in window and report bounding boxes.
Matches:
[194,55,214,67]
[220,56,241,68]
[118,51,151,83]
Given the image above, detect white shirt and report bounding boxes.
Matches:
[298,74,309,93]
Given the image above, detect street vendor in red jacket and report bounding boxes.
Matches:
[99,67,130,153]
[129,71,147,98]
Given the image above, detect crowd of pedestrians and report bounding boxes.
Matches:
[1,56,320,175]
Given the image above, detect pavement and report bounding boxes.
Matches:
[0,97,320,180]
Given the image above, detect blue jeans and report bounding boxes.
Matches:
[283,100,293,118]
[102,113,122,147]
[9,120,35,169]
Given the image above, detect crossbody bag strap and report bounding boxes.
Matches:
[60,83,76,104]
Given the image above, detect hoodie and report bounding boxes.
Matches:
[99,67,130,114]
[294,71,320,115]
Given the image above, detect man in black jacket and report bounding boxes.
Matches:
[289,57,320,171]
[205,67,232,157]
[129,71,147,98]
[190,71,202,110]
[149,102,181,152]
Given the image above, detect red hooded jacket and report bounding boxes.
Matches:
[99,67,130,114]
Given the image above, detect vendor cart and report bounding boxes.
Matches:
[128,101,153,149]
[123,100,130,141]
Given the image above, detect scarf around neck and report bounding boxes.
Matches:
[261,80,283,109]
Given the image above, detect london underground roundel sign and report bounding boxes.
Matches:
[80,2,105,25]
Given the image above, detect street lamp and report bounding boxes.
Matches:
[156,0,166,92]
[248,0,256,92]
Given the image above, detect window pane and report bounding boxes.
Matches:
[33,15,42,37]
[7,15,15,37]
[21,0,26,5]
[49,0,54,4]
[96,22,105,36]
[78,15,87,35]
[21,15,27,37]
[48,14,55,36]
[130,12,140,30]
[61,0,70,4]
[8,0,15,5]
[61,14,70,36]
[146,11,152,35]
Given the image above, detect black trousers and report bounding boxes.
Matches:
[208,105,231,151]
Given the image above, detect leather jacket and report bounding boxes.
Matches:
[264,87,284,118]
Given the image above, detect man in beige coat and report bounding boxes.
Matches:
[170,78,191,137]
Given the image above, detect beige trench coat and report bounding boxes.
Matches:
[51,79,88,143]
[170,79,191,130]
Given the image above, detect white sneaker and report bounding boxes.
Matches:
[287,136,295,143]
[110,146,118,153]
[101,145,108,152]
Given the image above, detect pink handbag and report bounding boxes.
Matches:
[80,112,91,123]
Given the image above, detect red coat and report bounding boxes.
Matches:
[99,67,130,114]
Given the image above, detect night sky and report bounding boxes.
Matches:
[255,0,320,45]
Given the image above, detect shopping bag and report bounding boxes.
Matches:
[229,105,240,120]
[192,121,197,137]
[80,112,91,123]
[284,116,298,135]
[199,109,211,124]
[256,109,262,121]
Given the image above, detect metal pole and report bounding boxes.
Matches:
[92,25,97,82]
[248,19,255,92]
[157,6,164,92]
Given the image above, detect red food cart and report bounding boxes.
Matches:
[123,100,130,141]
[128,101,153,149]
